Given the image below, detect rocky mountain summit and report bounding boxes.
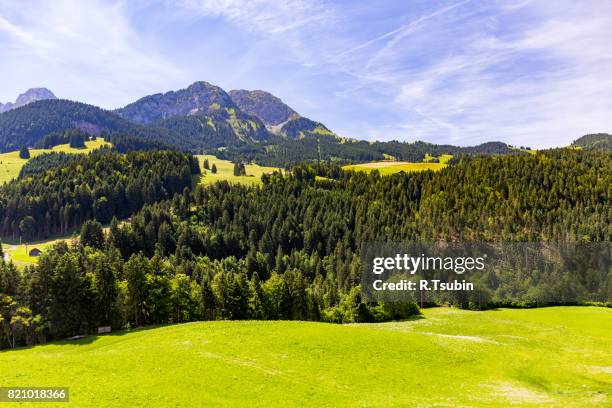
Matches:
[0,87,56,112]
[116,81,237,124]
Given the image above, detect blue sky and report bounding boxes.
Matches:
[1,0,611,148]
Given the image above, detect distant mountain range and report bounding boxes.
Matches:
[1,82,606,166]
[0,87,56,113]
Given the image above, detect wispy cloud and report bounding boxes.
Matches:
[0,0,188,108]
[325,1,612,147]
[1,0,610,147]
[173,0,334,34]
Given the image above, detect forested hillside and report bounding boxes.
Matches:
[572,133,612,150]
[0,99,174,152]
[0,150,200,240]
[223,138,518,167]
[0,148,609,348]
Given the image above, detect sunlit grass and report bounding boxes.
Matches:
[196,155,281,186]
[343,160,447,175]
[0,307,609,407]
[2,235,77,267]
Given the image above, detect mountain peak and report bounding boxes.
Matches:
[116,81,236,124]
[0,87,57,113]
[229,89,299,127]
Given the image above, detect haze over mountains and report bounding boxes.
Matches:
[0,81,608,165]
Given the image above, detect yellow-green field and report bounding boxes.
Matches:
[344,154,453,175]
[511,147,538,155]
[197,155,280,186]
[0,140,110,185]
[0,307,610,407]
[343,160,447,175]
[424,153,453,164]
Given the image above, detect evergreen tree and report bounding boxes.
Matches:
[92,253,118,326]
[200,279,217,321]
[19,216,36,242]
[19,145,30,159]
[233,162,246,176]
[123,253,150,327]
[48,252,94,338]
[69,132,86,148]
[80,220,105,249]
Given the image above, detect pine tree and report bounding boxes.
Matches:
[80,220,105,249]
[200,279,217,321]
[92,253,118,326]
[19,145,30,159]
[211,163,217,174]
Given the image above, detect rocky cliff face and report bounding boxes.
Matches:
[229,89,299,127]
[0,87,57,112]
[116,81,238,124]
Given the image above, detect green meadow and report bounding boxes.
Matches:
[0,139,110,185]
[1,307,610,407]
[196,154,280,186]
[343,160,447,175]
[2,236,76,267]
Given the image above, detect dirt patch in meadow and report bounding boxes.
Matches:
[484,382,553,404]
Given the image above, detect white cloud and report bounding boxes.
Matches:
[0,0,188,108]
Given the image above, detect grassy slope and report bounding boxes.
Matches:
[511,147,538,155]
[344,154,453,175]
[0,307,609,407]
[196,155,280,186]
[344,161,447,175]
[0,140,110,185]
[424,153,453,164]
[2,236,77,267]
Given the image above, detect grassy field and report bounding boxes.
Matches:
[0,139,110,185]
[343,160,447,175]
[511,147,538,155]
[424,153,453,164]
[196,155,280,186]
[2,235,77,267]
[0,307,609,407]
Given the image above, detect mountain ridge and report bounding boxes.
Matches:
[228,89,299,127]
[1,81,603,167]
[116,81,237,124]
[0,87,56,113]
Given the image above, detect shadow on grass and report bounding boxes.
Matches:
[402,314,426,322]
[0,324,171,353]
[57,324,172,347]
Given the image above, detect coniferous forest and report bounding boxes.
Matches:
[0,150,199,240]
[1,148,610,348]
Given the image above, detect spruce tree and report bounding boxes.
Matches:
[19,145,30,159]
